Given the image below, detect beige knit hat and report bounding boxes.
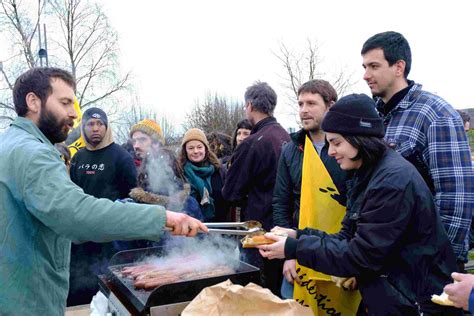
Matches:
[181,128,210,150]
[130,119,165,145]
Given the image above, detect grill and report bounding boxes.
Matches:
[99,246,261,315]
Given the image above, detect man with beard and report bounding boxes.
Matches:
[0,67,207,316]
[70,107,137,201]
[272,79,351,298]
[130,118,165,167]
[68,108,138,306]
[361,31,473,268]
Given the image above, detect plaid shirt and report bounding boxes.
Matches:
[377,83,473,261]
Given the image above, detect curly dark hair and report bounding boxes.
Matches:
[206,131,232,158]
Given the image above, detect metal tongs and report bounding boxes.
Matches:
[205,220,265,236]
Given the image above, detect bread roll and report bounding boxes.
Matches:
[241,235,276,248]
[431,292,454,306]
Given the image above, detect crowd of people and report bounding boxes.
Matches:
[0,31,473,315]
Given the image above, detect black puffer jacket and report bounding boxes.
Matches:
[285,149,460,315]
[273,129,350,228]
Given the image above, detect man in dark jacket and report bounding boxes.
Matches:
[222,81,290,296]
[273,79,351,298]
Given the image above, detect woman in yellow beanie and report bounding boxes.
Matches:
[178,128,230,222]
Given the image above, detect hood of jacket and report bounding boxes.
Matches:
[80,122,113,151]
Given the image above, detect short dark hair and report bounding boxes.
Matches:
[297,79,338,106]
[232,119,252,149]
[457,110,471,124]
[344,135,389,167]
[361,31,412,78]
[13,67,76,117]
[244,81,277,115]
[207,131,232,158]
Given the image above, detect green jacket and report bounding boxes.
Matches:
[0,117,166,315]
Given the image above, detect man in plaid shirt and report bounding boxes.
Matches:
[361,31,473,266]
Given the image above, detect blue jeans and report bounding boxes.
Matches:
[281,278,294,299]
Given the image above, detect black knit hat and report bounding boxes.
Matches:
[82,107,108,129]
[321,93,384,137]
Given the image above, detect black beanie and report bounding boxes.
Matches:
[82,107,108,129]
[321,93,384,137]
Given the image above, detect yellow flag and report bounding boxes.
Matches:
[67,96,85,158]
[293,136,361,315]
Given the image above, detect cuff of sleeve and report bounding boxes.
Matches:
[296,229,304,238]
[469,288,474,313]
[284,237,298,259]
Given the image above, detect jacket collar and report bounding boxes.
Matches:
[251,116,277,135]
[11,116,53,146]
[81,120,114,151]
[375,81,423,114]
[290,128,307,147]
[291,128,329,153]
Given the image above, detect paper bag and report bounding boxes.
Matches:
[182,279,313,316]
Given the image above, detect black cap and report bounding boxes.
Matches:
[82,107,108,129]
[321,93,384,137]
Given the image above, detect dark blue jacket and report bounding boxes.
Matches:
[222,117,290,230]
[285,149,460,315]
[273,129,350,228]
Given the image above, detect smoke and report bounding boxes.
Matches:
[145,151,189,213]
[147,153,179,196]
[144,234,241,272]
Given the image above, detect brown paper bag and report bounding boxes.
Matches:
[182,279,313,316]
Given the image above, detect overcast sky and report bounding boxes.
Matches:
[2,0,473,130]
[99,0,474,129]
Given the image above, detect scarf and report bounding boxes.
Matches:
[184,162,215,221]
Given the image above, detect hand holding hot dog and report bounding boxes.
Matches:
[257,233,287,259]
[165,211,208,237]
[271,226,297,238]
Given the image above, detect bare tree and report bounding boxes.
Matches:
[0,0,45,127]
[275,39,356,124]
[48,0,130,109]
[183,92,245,136]
[112,95,178,146]
[0,0,130,128]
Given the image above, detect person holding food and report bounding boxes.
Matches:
[258,94,461,315]
[444,272,474,312]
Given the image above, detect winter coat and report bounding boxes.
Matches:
[0,117,167,316]
[185,164,229,222]
[222,116,290,230]
[273,129,350,228]
[285,149,460,315]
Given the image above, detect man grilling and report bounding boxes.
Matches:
[0,67,208,316]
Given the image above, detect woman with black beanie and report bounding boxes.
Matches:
[258,94,461,315]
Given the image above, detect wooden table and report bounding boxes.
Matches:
[65,304,90,316]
